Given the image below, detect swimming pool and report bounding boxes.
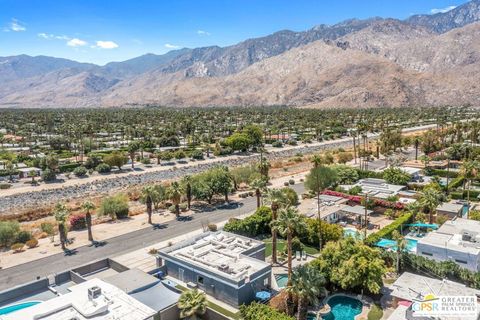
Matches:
[322,295,363,320]
[275,274,288,288]
[0,301,41,315]
[375,238,417,252]
[343,228,363,240]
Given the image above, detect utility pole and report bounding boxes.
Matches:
[364,193,369,241]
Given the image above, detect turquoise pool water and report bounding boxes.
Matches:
[376,238,417,252]
[343,228,363,240]
[322,295,363,320]
[0,301,41,315]
[275,274,288,288]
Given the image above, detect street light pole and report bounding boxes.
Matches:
[364,193,369,241]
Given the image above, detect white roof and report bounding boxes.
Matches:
[160,232,269,282]
[391,272,480,302]
[1,279,156,320]
[436,202,463,214]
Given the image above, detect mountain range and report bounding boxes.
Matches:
[1,0,480,109]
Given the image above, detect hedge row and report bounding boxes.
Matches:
[428,169,459,179]
[365,212,413,246]
[58,163,81,173]
[450,189,480,200]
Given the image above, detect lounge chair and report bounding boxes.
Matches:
[296,251,301,261]
[302,251,307,260]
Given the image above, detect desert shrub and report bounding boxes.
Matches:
[95,163,111,173]
[16,230,32,243]
[99,194,129,219]
[73,166,88,177]
[40,222,55,236]
[69,214,87,230]
[0,221,20,247]
[240,302,294,320]
[288,179,295,185]
[141,157,151,164]
[208,223,218,232]
[0,183,12,189]
[26,238,39,248]
[41,169,56,182]
[271,140,283,148]
[11,243,25,252]
[190,149,204,160]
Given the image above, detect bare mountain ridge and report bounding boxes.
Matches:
[1,0,480,108]
[99,21,480,108]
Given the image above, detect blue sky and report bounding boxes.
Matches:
[0,0,468,65]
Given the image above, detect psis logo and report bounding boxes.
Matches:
[412,294,478,318]
[411,294,440,313]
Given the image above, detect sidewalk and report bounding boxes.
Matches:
[0,211,176,269]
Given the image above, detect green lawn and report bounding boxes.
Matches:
[263,237,319,257]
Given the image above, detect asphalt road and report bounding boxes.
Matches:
[0,184,305,291]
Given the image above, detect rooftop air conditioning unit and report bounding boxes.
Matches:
[462,232,473,242]
[88,286,102,300]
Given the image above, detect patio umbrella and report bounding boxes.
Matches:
[255,291,271,300]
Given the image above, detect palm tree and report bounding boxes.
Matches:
[460,160,480,212]
[127,141,140,170]
[287,264,327,320]
[419,188,443,224]
[54,203,69,251]
[413,136,421,161]
[271,207,306,286]
[28,169,37,184]
[265,188,287,264]
[141,185,158,224]
[178,289,207,320]
[392,230,406,275]
[310,154,323,168]
[81,201,96,243]
[167,181,184,217]
[182,175,193,210]
[250,178,267,208]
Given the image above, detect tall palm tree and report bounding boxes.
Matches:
[250,178,267,208]
[271,207,306,286]
[142,185,158,224]
[167,181,184,217]
[419,188,443,224]
[182,175,193,210]
[265,188,287,265]
[413,136,421,161]
[461,160,480,213]
[81,201,96,242]
[54,203,69,251]
[287,264,327,320]
[392,230,406,275]
[178,289,207,320]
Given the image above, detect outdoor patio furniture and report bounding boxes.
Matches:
[296,251,301,261]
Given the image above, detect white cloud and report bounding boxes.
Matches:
[95,40,119,49]
[3,18,26,32]
[430,5,457,14]
[197,30,211,36]
[67,38,87,47]
[37,32,51,39]
[165,43,180,49]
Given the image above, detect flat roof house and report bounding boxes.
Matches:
[1,278,156,320]
[416,218,480,272]
[342,178,406,200]
[436,202,464,219]
[388,272,480,320]
[158,231,271,307]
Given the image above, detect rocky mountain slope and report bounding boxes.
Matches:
[1,0,480,108]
